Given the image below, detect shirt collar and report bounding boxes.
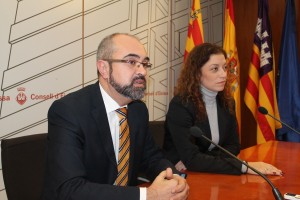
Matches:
[99,83,127,113]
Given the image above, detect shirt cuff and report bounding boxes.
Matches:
[241,161,248,174]
[140,187,146,200]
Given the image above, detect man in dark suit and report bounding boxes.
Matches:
[43,33,189,200]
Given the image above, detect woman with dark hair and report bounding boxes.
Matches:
[163,43,282,175]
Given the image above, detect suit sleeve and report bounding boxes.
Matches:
[43,100,140,200]
[130,102,181,181]
[165,98,243,175]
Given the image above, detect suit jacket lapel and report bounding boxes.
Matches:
[91,83,117,169]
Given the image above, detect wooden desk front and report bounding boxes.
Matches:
[185,141,300,200]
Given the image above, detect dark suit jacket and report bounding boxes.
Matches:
[163,95,243,175]
[43,82,175,200]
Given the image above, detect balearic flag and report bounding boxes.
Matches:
[277,0,300,142]
[244,0,281,144]
[223,0,241,134]
[184,0,204,61]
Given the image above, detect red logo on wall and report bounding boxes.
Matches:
[16,87,27,105]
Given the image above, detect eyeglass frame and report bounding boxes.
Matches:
[102,59,152,69]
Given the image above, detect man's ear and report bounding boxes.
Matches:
[97,60,109,79]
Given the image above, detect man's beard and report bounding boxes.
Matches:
[109,73,146,100]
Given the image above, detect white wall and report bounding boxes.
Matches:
[0,0,223,199]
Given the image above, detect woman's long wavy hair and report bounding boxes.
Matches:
[175,43,235,121]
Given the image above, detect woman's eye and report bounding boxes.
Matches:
[211,67,218,71]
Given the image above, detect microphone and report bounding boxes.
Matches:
[190,126,284,200]
[258,106,300,135]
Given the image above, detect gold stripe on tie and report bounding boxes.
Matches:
[115,107,130,186]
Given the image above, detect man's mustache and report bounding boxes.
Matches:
[132,75,146,82]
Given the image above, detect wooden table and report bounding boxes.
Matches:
[185,141,300,199]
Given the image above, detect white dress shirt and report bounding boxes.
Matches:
[99,84,146,200]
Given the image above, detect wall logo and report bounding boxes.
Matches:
[16,87,27,105]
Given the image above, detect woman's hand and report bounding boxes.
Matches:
[247,162,283,176]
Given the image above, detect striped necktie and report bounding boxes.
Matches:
[115,107,130,186]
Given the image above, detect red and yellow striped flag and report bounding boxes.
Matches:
[244,0,281,144]
[223,0,241,134]
[184,0,204,61]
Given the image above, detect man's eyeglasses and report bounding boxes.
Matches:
[103,59,152,69]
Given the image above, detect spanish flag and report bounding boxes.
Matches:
[184,0,204,61]
[244,0,281,144]
[223,0,241,135]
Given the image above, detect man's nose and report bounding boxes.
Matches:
[136,64,147,75]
